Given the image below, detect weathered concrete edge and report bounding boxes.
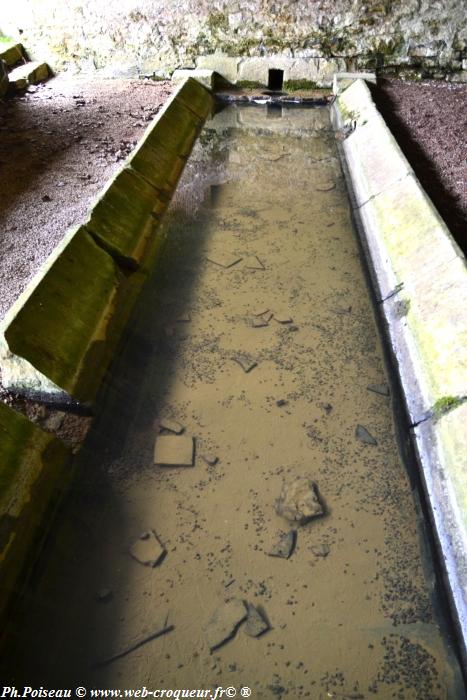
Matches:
[331,78,467,665]
[0,78,213,404]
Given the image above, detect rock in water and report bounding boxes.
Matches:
[268,530,297,559]
[130,530,166,567]
[275,477,324,525]
[355,425,378,445]
[205,599,248,652]
[244,603,270,637]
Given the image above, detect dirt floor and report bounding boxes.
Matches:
[372,78,467,254]
[0,75,172,319]
[1,105,465,697]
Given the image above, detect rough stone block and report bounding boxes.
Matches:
[145,93,203,157]
[0,227,123,403]
[8,61,50,89]
[0,42,24,68]
[172,68,214,90]
[0,402,70,623]
[85,166,162,267]
[196,53,240,83]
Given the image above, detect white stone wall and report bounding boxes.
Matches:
[1,0,466,81]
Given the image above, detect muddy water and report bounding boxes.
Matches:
[2,105,465,698]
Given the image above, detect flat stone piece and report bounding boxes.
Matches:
[367,383,390,397]
[245,255,265,270]
[275,477,324,525]
[274,314,293,324]
[207,252,242,268]
[268,530,296,559]
[159,417,184,434]
[253,308,270,317]
[316,182,336,192]
[234,356,257,373]
[202,453,219,466]
[96,588,113,603]
[205,599,248,652]
[355,425,378,445]
[311,543,330,558]
[252,317,269,328]
[154,434,195,466]
[244,603,270,637]
[130,530,166,567]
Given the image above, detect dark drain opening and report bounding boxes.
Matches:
[268,69,284,91]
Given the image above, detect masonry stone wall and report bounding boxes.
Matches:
[1,0,466,82]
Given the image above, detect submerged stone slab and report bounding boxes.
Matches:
[205,599,248,651]
[154,435,195,467]
[0,402,70,624]
[0,227,122,403]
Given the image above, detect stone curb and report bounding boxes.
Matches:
[0,401,71,626]
[331,78,467,664]
[0,78,214,405]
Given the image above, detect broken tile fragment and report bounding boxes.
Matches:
[355,425,377,445]
[275,477,324,525]
[159,417,184,435]
[311,543,330,558]
[202,453,219,466]
[244,255,265,270]
[234,356,257,373]
[316,182,336,192]
[154,435,195,466]
[130,530,166,568]
[244,603,270,637]
[207,252,243,269]
[268,530,297,559]
[367,383,390,397]
[205,599,248,652]
[253,308,270,317]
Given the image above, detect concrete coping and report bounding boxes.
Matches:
[331,76,467,665]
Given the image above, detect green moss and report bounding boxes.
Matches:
[432,396,465,419]
[236,80,264,89]
[207,11,228,33]
[284,79,318,91]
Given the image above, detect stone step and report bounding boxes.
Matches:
[8,61,50,90]
[0,41,25,68]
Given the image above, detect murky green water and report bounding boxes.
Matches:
[1,104,465,698]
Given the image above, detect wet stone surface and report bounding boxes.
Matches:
[1,104,464,698]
